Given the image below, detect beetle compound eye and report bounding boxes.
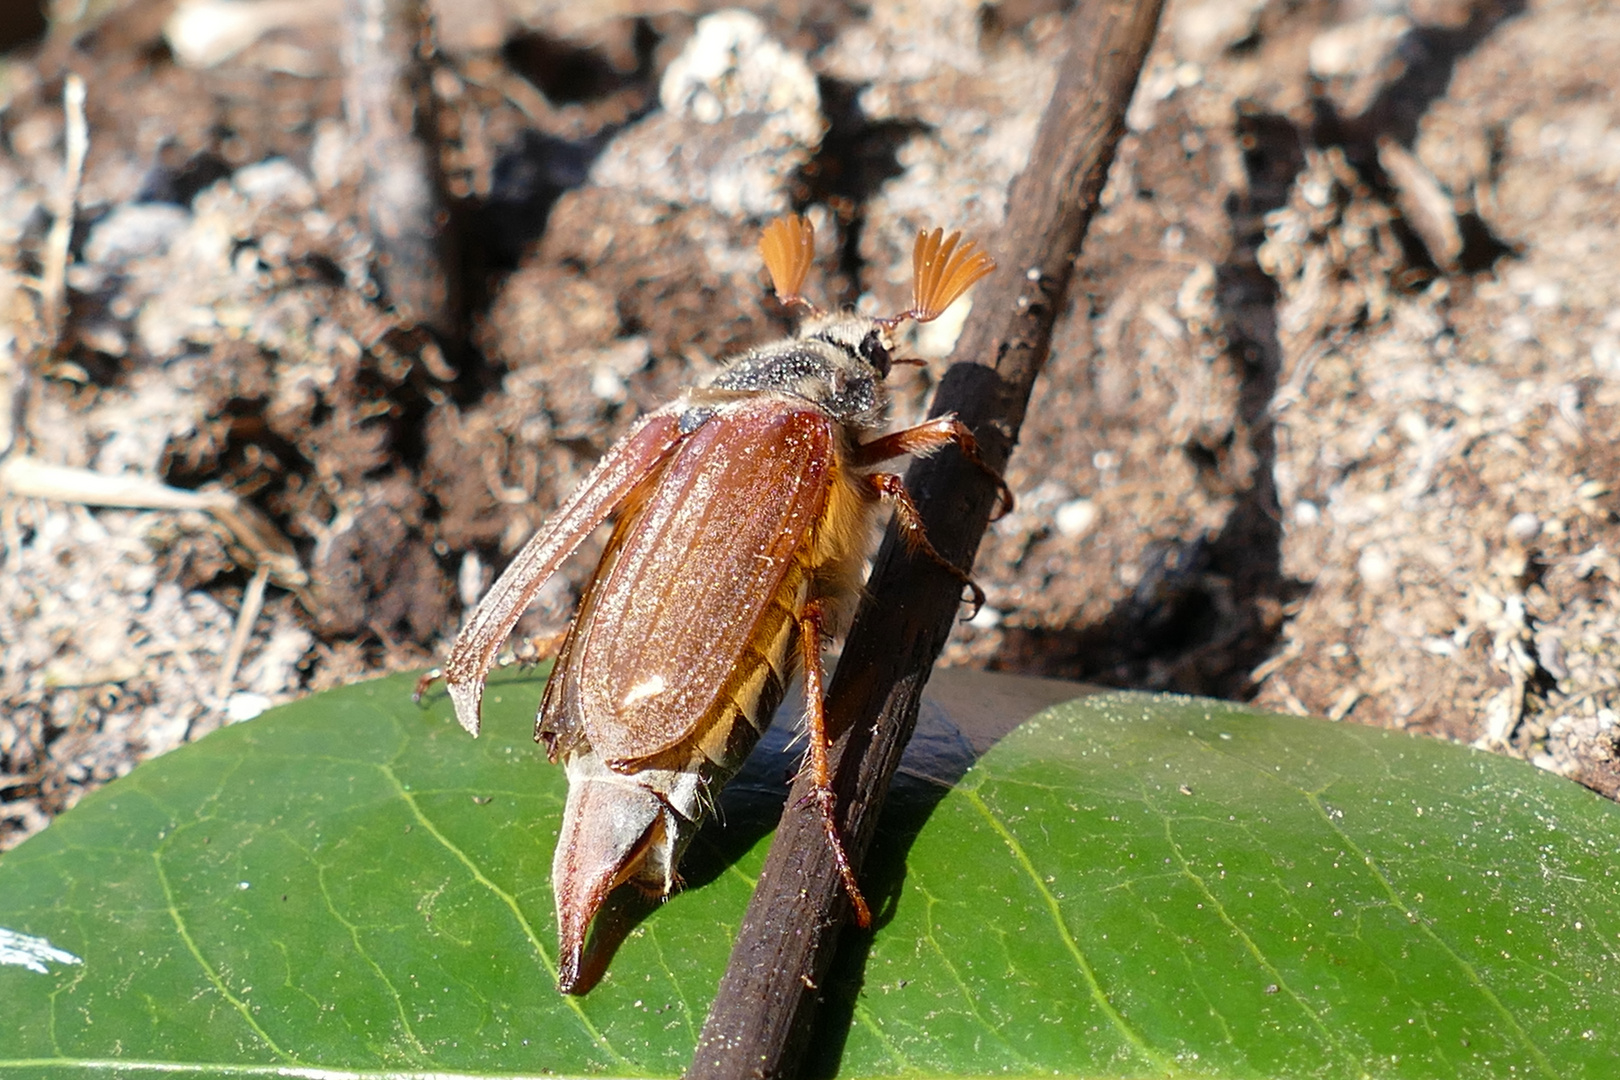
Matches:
[858,330,892,376]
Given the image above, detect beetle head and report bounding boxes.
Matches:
[799,313,896,378]
[759,213,996,374]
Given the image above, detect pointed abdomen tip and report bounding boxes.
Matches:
[557,943,586,995]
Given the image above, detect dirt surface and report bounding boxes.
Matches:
[1,0,1617,849]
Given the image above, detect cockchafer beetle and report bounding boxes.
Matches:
[422,214,1004,992]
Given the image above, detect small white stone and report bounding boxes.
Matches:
[689,89,723,125]
[591,366,628,403]
[1293,500,1320,527]
[84,204,191,266]
[1536,632,1568,681]
[1396,410,1429,442]
[1357,545,1393,585]
[1530,282,1562,309]
[1499,314,1535,344]
[165,0,331,68]
[225,692,272,722]
[309,119,353,190]
[593,9,821,217]
[1308,15,1411,79]
[1507,512,1541,543]
[233,158,314,208]
[1173,0,1267,61]
[458,550,486,608]
[1054,498,1097,538]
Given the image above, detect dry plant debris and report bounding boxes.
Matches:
[1,0,1617,848]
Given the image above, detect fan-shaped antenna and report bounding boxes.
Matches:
[907,227,995,323]
[759,214,817,312]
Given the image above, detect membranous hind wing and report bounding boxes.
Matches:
[545,397,836,767]
[442,410,687,735]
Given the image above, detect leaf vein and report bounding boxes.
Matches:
[644,925,699,1045]
[377,764,635,1071]
[312,856,431,1063]
[1146,782,1364,1074]
[850,1002,913,1073]
[1304,790,1558,1080]
[963,788,1177,1075]
[151,850,292,1062]
[917,887,1037,1069]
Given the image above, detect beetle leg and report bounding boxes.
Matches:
[414,629,570,705]
[412,668,443,703]
[850,415,1013,519]
[798,598,872,929]
[865,473,987,618]
[511,628,569,667]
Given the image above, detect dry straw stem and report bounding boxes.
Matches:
[215,564,272,703]
[687,1,1169,1077]
[37,73,87,359]
[0,455,307,704]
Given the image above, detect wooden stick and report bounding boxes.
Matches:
[686,2,1167,1076]
[341,0,457,339]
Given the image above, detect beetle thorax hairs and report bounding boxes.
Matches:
[697,311,898,431]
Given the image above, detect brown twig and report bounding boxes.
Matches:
[341,0,457,339]
[686,2,1167,1076]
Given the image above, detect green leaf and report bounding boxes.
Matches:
[825,694,1620,1079]
[1,671,1615,1078]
